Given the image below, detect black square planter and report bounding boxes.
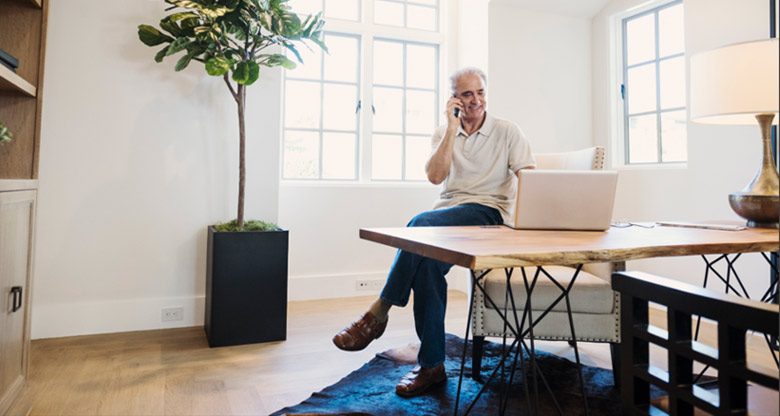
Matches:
[205,226,288,347]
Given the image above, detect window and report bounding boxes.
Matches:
[619,0,686,165]
[283,33,361,180]
[283,0,443,181]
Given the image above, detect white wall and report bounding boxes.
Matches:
[592,0,773,296]
[33,0,282,338]
[488,4,593,152]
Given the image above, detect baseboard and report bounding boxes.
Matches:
[31,296,206,340]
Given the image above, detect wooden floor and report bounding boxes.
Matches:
[20,291,779,415]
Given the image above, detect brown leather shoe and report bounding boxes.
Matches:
[332,311,388,351]
[395,364,446,397]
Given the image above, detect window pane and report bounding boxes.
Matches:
[325,0,359,21]
[374,0,404,27]
[627,63,656,114]
[373,87,403,132]
[407,5,437,31]
[288,0,322,17]
[322,132,356,179]
[323,35,359,82]
[659,57,685,109]
[628,114,658,163]
[406,90,436,134]
[323,84,358,131]
[286,42,321,80]
[661,110,687,162]
[659,4,684,57]
[410,0,436,5]
[285,81,321,128]
[372,134,402,180]
[405,135,430,180]
[284,130,320,178]
[374,40,404,86]
[406,44,436,89]
[626,13,655,65]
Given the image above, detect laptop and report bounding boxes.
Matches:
[510,170,618,231]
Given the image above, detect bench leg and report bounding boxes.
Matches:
[472,335,485,381]
[610,342,621,389]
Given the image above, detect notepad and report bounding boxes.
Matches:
[655,221,746,231]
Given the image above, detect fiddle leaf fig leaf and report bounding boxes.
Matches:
[232,61,250,83]
[138,25,175,46]
[159,19,183,37]
[154,45,169,62]
[206,57,231,76]
[174,50,195,71]
[245,61,260,85]
[284,43,302,63]
[166,37,190,56]
[260,54,296,69]
[169,12,199,22]
[232,61,260,85]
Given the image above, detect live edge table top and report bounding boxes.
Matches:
[359,225,780,270]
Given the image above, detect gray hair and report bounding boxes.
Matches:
[449,67,487,96]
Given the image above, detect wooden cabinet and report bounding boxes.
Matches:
[0,0,48,413]
[0,187,35,415]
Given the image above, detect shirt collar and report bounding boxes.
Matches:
[458,112,496,137]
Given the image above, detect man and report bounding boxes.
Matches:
[332,67,535,397]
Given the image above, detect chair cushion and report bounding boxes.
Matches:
[481,265,615,314]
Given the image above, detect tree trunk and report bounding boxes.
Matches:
[237,84,246,229]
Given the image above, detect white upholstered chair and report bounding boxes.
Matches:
[469,146,622,384]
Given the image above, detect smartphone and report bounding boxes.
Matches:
[452,94,460,117]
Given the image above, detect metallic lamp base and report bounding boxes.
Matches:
[729,194,779,229]
[727,114,780,230]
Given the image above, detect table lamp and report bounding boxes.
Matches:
[690,38,780,229]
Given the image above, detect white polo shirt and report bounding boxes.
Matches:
[430,113,535,223]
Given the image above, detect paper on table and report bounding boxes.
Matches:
[655,221,746,231]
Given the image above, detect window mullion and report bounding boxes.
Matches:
[622,18,630,164]
[354,32,363,181]
[361,32,374,182]
[654,10,663,163]
[401,43,408,180]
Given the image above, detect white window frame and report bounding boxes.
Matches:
[608,0,687,169]
[281,0,449,184]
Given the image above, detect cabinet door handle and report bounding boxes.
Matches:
[11,286,22,312]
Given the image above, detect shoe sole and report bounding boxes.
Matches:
[395,374,447,397]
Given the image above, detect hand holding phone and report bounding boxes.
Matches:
[449,94,461,119]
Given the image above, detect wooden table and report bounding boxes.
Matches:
[360,224,779,270]
[360,224,779,415]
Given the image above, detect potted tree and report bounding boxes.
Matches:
[138,0,326,347]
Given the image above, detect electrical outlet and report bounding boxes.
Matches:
[356,279,384,291]
[161,307,183,322]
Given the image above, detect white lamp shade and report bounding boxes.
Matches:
[689,38,779,125]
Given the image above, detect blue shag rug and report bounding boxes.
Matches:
[271,333,656,415]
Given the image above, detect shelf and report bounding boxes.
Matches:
[0,180,38,192]
[0,64,36,97]
[29,0,42,8]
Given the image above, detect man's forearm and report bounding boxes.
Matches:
[425,128,457,184]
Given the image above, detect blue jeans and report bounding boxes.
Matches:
[379,203,503,368]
